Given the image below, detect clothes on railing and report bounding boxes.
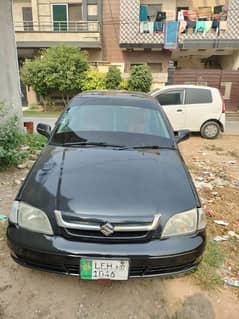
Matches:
[139,21,154,33]
[139,20,227,36]
[212,20,220,31]
[164,21,179,50]
[140,5,148,22]
[179,21,187,34]
[205,21,212,33]
[154,21,164,32]
[195,21,206,33]
[177,11,184,22]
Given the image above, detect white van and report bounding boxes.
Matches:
[151,85,225,139]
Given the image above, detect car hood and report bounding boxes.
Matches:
[20,145,198,221]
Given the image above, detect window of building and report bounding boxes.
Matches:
[185,88,212,104]
[52,3,84,32]
[148,63,163,74]
[68,3,83,31]
[22,7,33,31]
[68,4,82,21]
[52,4,68,32]
[88,4,98,16]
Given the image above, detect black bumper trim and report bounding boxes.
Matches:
[9,245,201,279]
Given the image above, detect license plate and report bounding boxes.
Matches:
[80,258,129,280]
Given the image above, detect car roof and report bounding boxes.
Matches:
[151,84,217,94]
[78,90,149,98]
[70,90,160,109]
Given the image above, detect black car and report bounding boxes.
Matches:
[7,91,206,280]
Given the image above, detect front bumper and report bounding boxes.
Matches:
[7,225,206,278]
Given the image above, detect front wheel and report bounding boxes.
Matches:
[200,121,220,139]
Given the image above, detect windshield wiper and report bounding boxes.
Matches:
[62,141,124,148]
[119,145,175,150]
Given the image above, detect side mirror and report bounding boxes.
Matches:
[174,129,190,144]
[37,123,51,139]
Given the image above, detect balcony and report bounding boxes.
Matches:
[120,0,239,50]
[15,21,101,48]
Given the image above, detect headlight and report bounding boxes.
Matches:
[161,208,201,238]
[10,201,53,235]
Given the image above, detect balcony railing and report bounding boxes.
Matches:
[15,21,100,33]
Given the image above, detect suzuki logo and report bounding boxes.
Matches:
[100,223,115,236]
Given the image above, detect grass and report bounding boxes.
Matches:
[23,110,61,118]
[23,133,47,152]
[192,240,225,290]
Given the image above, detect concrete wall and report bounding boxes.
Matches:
[219,50,239,70]
[16,30,101,42]
[0,0,22,125]
[176,56,205,69]
[13,0,31,25]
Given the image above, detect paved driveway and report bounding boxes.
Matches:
[225,121,239,135]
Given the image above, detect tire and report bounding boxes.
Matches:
[200,121,220,139]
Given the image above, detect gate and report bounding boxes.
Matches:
[173,70,239,111]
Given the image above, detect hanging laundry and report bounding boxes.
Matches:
[164,21,179,50]
[148,21,154,33]
[154,21,164,32]
[205,21,212,33]
[179,21,187,33]
[177,11,184,21]
[140,5,148,22]
[140,21,149,33]
[195,21,206,33]
[187,20,196,32]
[212,20,220,31]
[220,21,227,32]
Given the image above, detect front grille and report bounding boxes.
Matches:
[55,210,161,243]
[61,228,151,243]
[129,262,196,277]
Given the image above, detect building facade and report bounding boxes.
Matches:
[13,0,239,108]
[101,0,239,90]
[13,0,102,62]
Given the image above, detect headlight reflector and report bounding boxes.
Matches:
[18,202,53,235]
[198,208,207,230]
[9,201,19,224]
[161,209,197,238]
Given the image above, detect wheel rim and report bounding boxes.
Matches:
[204,124,218,138]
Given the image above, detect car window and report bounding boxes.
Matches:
[53,104,171,145]
[185,88,212,104]
[156,90,184,106]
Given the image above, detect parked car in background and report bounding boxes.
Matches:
[7,91,206,280]
[151,85,225,139]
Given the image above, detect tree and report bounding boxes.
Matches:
[21,45,89,107]
[105,66,122,89]
[81,67,106,91]
[128,64,152,93]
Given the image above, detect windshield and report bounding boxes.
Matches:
[51,104,172,147]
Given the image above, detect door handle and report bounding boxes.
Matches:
[177,109,183,112]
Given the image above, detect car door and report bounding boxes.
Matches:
[184,88,213,131]
[155,89,186,131]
